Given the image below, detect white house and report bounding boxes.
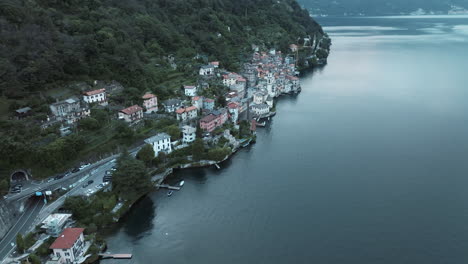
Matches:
[83,88,107,106]
[145,133,172,157]
[49,228,86,264]
[182,125,196,143]
[184,85,197,97]
[41,214,72,237]
[199,64,215,76]
[253,91,267,105]
[142,93,158,113]
[251,103,270,116]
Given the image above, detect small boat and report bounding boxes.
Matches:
[179,181,185,187]
[167,191,173,196]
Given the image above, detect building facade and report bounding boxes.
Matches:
[50,228,86,264]
[83,89,107,105]
[118,105,143,123]
[145,133,172,157]
[184,85,197,97]
[182,125,196,143]
[142,93,158,113]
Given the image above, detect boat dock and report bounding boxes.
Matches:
[99,254,132,259]
[214,164,221,169]
[156,184,181,190]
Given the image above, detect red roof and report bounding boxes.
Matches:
[184,85,196,89]
[50,228,84,249]
[204,98,214,103]
[83,89,105,96]
[120,105,143,115]
[186,106,197,112]
[200,114,217,123]
[192,96,201,101]
[142,93,156,99]
[227,102,239,109]
[210,61,219,66]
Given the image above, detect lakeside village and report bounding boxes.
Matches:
[7,44,308,264]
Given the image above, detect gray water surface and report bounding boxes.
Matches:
[102,16,468,264]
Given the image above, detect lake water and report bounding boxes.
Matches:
[102,16,468,264]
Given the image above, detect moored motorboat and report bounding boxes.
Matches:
[167,190,173,196]
[179,181,185,187]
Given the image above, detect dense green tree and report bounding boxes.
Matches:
[29,254,41,264]
[163,125,181,140]
[16,234,25,253]
[79,117,100,131]
[192,139,205,161]
[136,144,155,166]
[112,152,151,200]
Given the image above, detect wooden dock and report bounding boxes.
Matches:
[99,253,132,259]
[156,184,181,190]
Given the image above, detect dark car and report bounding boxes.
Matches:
[71,167,80,173]
[87,180,94,185]
[54,174,65,180]
[103,176,112,182]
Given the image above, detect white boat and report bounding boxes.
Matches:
[167,191,173,196]
[179,181,185,187]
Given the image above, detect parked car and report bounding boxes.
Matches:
[82,183,89,188]
[71,167,80,173]
[54,174,65,180]
[103,176,112,182]
[96,184,104,190]
[87,180,94,185]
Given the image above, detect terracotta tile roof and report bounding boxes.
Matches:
[83,89,105,96]
[186,106,197,112]
[192,96,201,101]
[50,228,84,249]
[210,61,219,66]
[142,93,156,99]
[176,108,185,114]
[204,98,214,103]
[184,85,196,89]
[200,114,217,123]
[227,102,239,109]
[120,105,143,115]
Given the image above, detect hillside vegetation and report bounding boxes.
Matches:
[1,0,325,97]
[0,0,328,193]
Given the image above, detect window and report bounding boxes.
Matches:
[56,252,60,258]
[65,252,70,257]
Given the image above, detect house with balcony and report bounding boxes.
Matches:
[182,125,197,143]
[176,106,198,121]
[83,88,107,106]
[200,109,228,132]
[50,98,90,125]
[49,228,86,264]
[118,105,143,123]
[184,85,197,97]
[199,64,215,76]
[251,103,270,116]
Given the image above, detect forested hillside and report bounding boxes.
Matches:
[0,0,327,193]
[1,0,324,97]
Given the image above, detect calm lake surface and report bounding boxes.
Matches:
[103,16,468,264]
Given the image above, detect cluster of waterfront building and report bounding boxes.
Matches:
[7,45,304,264]
[14,45,301,160]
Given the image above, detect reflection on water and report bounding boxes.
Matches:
[102,16,468,264]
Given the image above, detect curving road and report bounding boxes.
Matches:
[0,198,44,263]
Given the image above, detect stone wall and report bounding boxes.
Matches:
[0,200,15,240]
